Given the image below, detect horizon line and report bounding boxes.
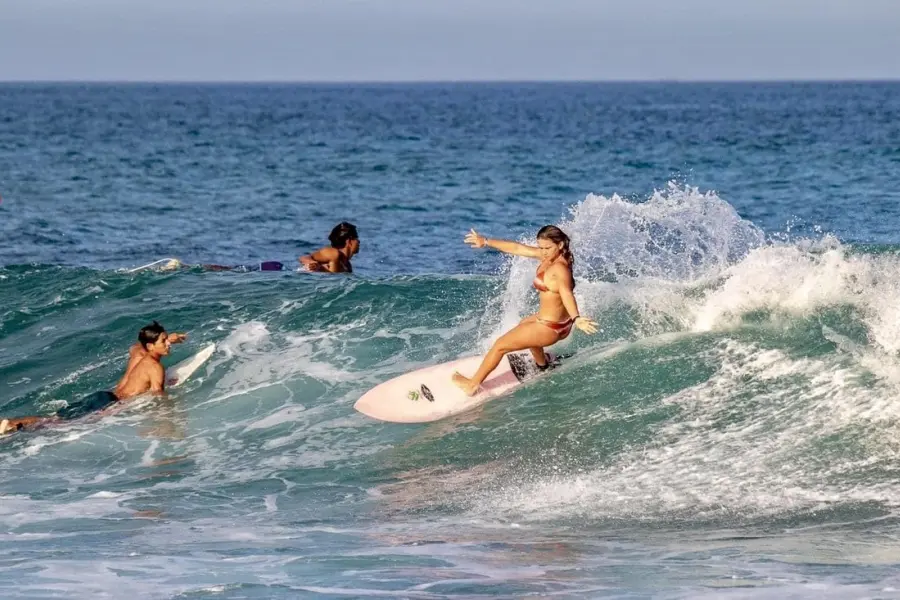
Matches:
[1,77,899,85]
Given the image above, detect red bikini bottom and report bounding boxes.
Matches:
[536,317,574,339]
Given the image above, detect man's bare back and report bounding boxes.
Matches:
[115,355,165,399]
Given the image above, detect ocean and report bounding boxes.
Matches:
[2,82,900,598]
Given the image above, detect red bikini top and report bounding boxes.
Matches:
[534,258,573,293]
[533,269,552,293]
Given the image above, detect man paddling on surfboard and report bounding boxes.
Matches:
[452,226,599,396]
[298,222,360,273]
[0,321,183,435]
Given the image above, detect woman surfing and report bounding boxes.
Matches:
[452,225,598,396]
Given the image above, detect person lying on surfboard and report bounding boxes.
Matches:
[452,225,599,396]
[0,321,182,435]
[127,258,288,273]
[298,222,360,273]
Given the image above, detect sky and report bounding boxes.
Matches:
[1,0,898,81]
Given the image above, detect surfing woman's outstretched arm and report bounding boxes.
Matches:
[464,229,542,258]
[550,263,599,334]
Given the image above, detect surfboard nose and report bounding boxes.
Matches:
[353,395,377,419]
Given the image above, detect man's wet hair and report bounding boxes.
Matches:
[138,321,166,350]
[329,222,359,249]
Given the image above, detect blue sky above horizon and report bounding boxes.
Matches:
[1,0,898,81]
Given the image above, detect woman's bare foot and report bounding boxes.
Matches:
[451,372,480,396]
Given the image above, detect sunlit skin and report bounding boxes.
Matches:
[124,332,186,377]
[452,228,598,396]
[299,236,360,273]
[114,331,171,399]
[1,327,182,435]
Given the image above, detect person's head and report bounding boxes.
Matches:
[536,225,573,265]
[329,222,360,256]
[138,321,170,357]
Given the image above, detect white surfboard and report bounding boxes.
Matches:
[354,351,560,423]
[165,343,216,388]
[123,258,183,273]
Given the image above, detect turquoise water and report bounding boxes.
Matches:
[3,83,900,598]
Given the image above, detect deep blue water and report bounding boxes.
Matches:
[2,82,900,272]
[3,82,900,598]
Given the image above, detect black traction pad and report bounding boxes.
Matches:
[508,352,569,382]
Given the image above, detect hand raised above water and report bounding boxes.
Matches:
[464,229,487,249]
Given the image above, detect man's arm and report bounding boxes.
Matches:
[299,255,322,271]
[299,247,341,272]
[123,343,147,381]
[148,362,167,396]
